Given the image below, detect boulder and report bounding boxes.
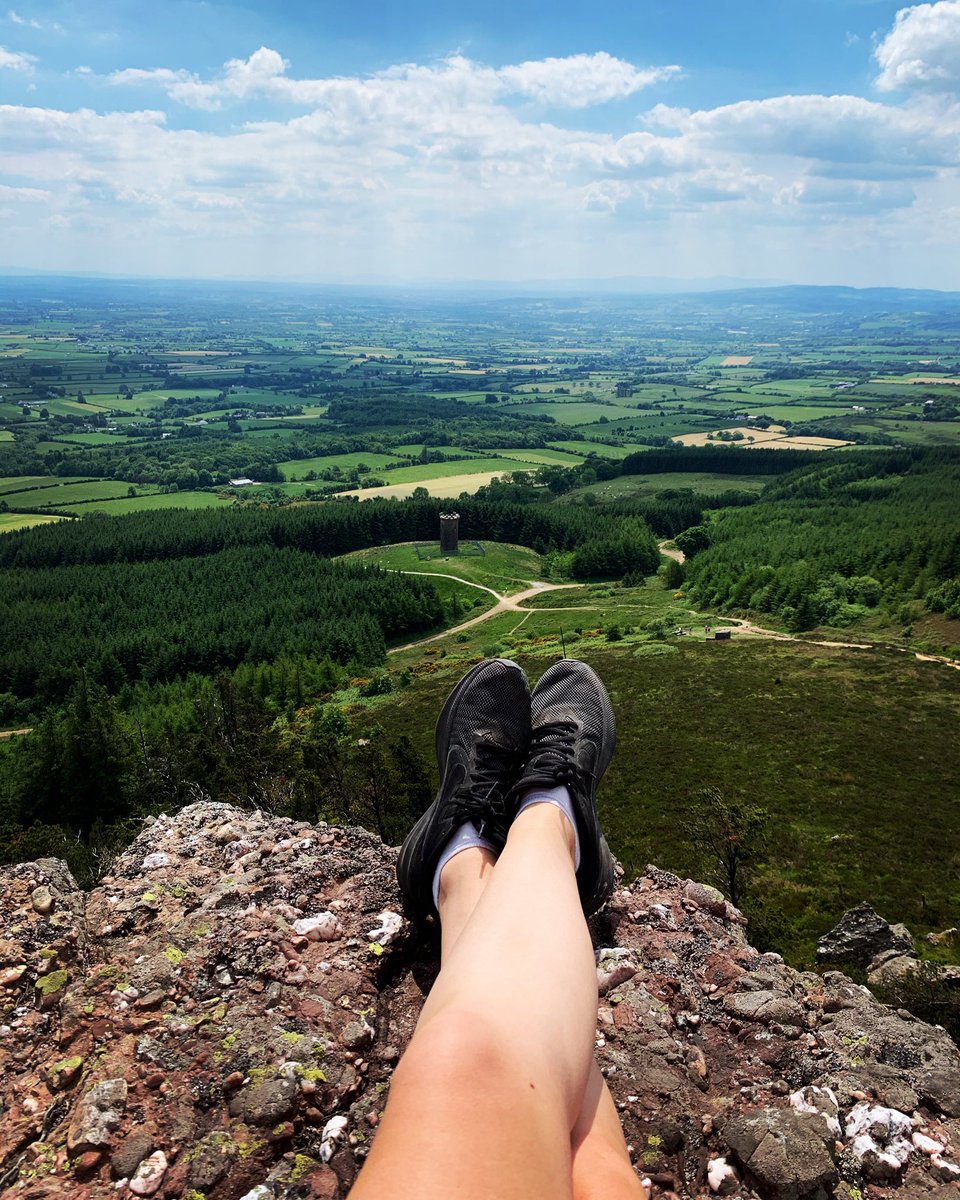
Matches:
[723,1107,839,1200]
[816,903,916,967]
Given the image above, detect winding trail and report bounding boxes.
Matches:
[4,546,958,743]
[388,576,583,653]
[388,545,960,674]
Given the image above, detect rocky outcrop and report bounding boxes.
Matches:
[816,903,916,969]
[1,803,959,1200]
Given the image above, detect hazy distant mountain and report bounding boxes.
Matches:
[1,272,959,313]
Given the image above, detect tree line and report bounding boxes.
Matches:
[682,447,960,630]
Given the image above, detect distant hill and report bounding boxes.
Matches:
[2,272,959,313]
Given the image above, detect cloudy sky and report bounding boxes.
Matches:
[1,0,959,287]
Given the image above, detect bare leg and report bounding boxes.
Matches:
[572,1061,651,1200]
[438,851,649,1200]
[350,803,594,1199]
[437,844,497,961]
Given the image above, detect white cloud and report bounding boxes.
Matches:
[647,93,960,167]
[8,9,62,33]
[0,43,35,70]
[108,48,677,112]
[777,177,917,213]
[499,52,680,108]
[0,181,48,200]
[4,30,958,285]
[875,0,960,92]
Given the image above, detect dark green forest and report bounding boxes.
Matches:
[684,448,960,630]
[0,494,661,720]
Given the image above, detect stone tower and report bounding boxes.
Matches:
[439,512,460,555]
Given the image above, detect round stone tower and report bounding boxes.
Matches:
[439,512,460,555]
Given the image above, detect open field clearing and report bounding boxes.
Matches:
[676,425,785,444]
[873,375,960,387]
[278,451,406,478]
[364,457,540,484]
[673,427,850,449]
[42,398,110,417]
[50,431,125,445]
[134,389,224,404]
[736,405,857,422]
[19,480,160,507]
[0,475,76,495]
[549,440,651,459]
[392,444,481,459]
[771,436,854,449]
[79,394,155,413]
[721,355,754,366]
[498,448,587,466]
[55,491,229,515]
[566,471,769,502]
[0,511,64,533]
[337,469,516,500]
[342,540,543,593]
[500,401,639,425]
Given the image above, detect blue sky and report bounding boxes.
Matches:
[1,0,958,287]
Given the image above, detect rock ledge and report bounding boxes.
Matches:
[1,802,959,1199]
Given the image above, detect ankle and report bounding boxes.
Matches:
[437,844,497,907]
[512,799,577,864]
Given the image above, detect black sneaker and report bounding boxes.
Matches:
[396,658,531,926]
[509,659,616,916]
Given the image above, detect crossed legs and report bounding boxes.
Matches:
[349,804,648,1199]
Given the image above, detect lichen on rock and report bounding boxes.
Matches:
[0,801,958,1199]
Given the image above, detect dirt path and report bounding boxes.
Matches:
[388,577,583,654]
[659,540,685,565]
[388,565,960,672]
[0,728,31,740]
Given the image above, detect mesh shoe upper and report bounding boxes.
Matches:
[396,658,531,926]
[511,659,616,916]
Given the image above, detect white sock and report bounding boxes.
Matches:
[516,785,580,869]
[432,821,498,910]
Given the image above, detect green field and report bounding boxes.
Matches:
[19,480,160,508]
[740,404,857,422]
[500,401,639,425]
[364,637,960,964]
[0,511,65,533]
[343,540,544,594]
[49,431,126,445]
[393,444,481,459]
[567,471,769,501]
[498,448,587,466]
[55,491,230,515]
[0,475,74,495]
[365,457,542,484]
[550,441,651,459]
[127,388,224,405]
[279,451,408,478]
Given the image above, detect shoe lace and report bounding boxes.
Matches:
[526,718,581,787]
[450,738,515,836]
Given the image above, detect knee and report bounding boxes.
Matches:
[398,1007,515,1095]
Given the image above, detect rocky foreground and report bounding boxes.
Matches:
[1,803,959,1200]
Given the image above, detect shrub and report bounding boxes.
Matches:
[359,672,393,698]
[875,961,960,1047]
